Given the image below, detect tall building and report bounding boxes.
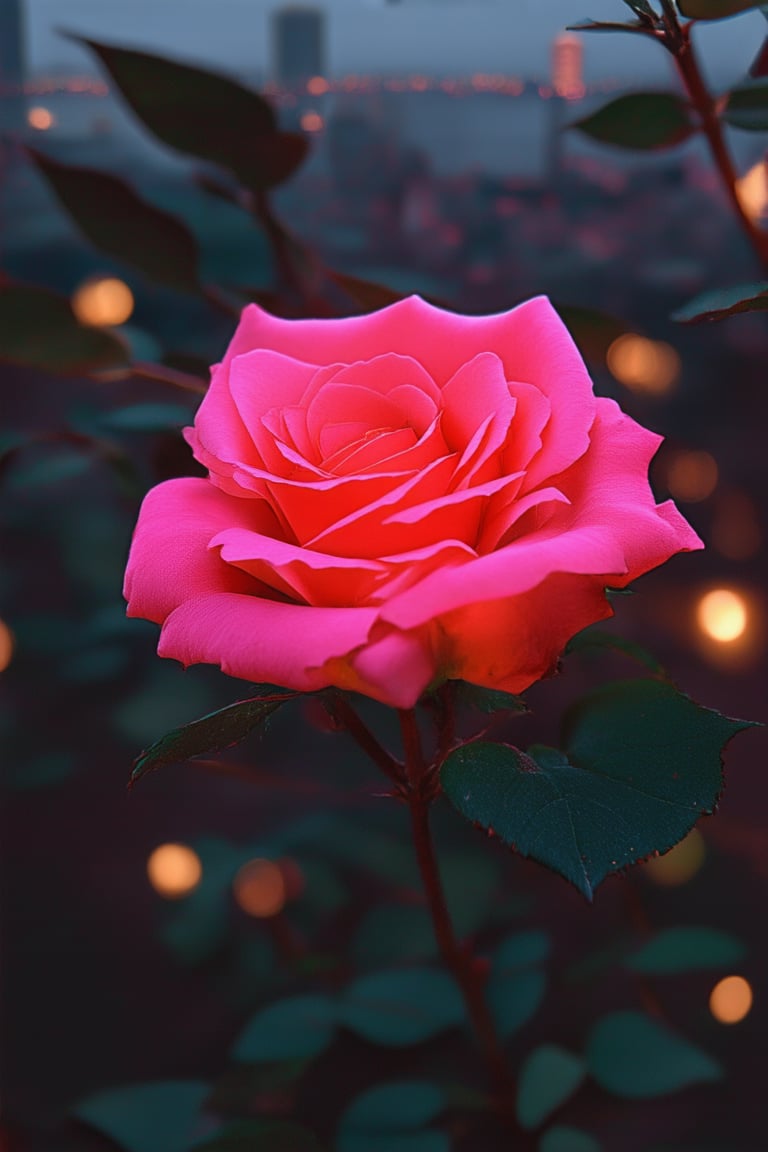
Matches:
[552,33,584,101]
[272,6,326,86]
[0,0,25,128]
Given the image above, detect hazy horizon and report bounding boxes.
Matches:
[21,0,764,85]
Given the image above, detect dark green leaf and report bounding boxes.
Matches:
[749,36,768,77]
[627,927,746,973]
[517,1045,586,1130]
[564,628,665,675]
[27,149,199,290]
[724,80,768,129]
[674,281,768,322]
[66,34,308,189]
[233,994,337,1062]
[98,403,193,431]
[553,304,629,365]
[454,682,528,715]
[0,281,127,372]
[338,1082,447,1152]
[195,1121,324,1151]
[131,687,298,785]
[487,968,547,1038]
[74,1081,209,1152]
[566,19,647,33]
[494,931,551,972]
[586,1011,722,1097]
[441,680,751,899]
[354,905,436,966]
[678,0,765,18]
[540,1127,602,1152]
[570,93,696,151]
[340,969,464,1046]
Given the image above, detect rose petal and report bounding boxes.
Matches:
[123,479,277,623]
[158,592,378,693]
[441,352,515,451]
[229,350,317,471]
[350,623,437,708]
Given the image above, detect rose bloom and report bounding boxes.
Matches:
[124,296,701,708]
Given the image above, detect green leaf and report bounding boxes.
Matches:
[724,80,768,129]
[27,149,199,290]
[586,1011,722,1097]
[98,403,194,432]
[354,904,436,966]
[233,994,337,1062]
[487,968,547,1038]
[338,1082,447,1152]
[74,1080,209,1152]
[441,680,751,899]
[66,34,308,189]
[340,969,464,1046]
[540,1127,602,1152]
[627,927,746,973]
[571,93,696,151]
[494,931,551,972]
[0,281,127,372]
[674,281,768,322]
[678,0,765,18]
[564,628,665,675]
[130,687,298,786]
[517,1046,586,1130]
[454,681,528,715]
[566,19,647,34]
[195,1121,324,1151]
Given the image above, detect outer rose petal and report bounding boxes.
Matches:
[158,593,380,694]
[123,479,273,623]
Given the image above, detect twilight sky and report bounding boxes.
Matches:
[25,0,763,85]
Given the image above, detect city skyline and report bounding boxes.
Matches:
[19,0,765,84]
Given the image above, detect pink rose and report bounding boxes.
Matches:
[124,296,701,708]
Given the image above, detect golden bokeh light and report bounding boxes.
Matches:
[306,75,329,95]
[665,450,718,503]
[147,843,202,899]
[0,619,14,672]
[300,110,324,133]
[709,976,753,1025]
[736,160,768,224]
[233,858,287,918]
[607,334,681,395]
[697,589,748,643]
[71,277,135,327]
[644,828,705,886]
[28,106,54,130]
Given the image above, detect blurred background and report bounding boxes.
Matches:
[1,2,766,1150]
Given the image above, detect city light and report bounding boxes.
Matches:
[306,75,329,95]
[147,844,202,899]
[709,976,753,1025]
[300,110,325,133]
[552,33,585,101]
[736,159,768,224]
[71,277,134,327]
[665,450,718,503]
[643,829,705,886]
[27,106,54,131]
[607,334,681,395]
[233,858,287,918]
[0,619,14,673]
[696,589,748,643]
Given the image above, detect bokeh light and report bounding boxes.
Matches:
[300,110,324,133]
[736,159,768,224]
[644,828,705,886]
[709,976,753,1024]
[0,619,14,672]
[665,450,718,503]
[27,106,54,131]
[607,334,681,395]
[306,75,329,95]
[233,858,287,918]
[71,277,135,327]
[147,843,202,899]
[697,589,748,643]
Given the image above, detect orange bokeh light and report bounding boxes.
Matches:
[71,277,134,327]
[300,110,324,133]
[233,858,287,918]
[644,829,705,887]
[0,619,14,672]
[665,450,718,503]
[607,334,680,395]
[147,843,202,899]
[28,106,54,130]
[306,75,329,96]
[696,589,748,644]
[709,976,753,1024]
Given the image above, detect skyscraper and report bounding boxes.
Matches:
[273,6,326,86]
[0,0,25,128]
[552,33,584,101]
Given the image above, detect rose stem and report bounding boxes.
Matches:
[325,693,406,789]
[130,360,208,396]
[398,708,522,1124]
[660,3,768,270]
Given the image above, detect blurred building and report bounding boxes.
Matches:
[272,5,326,85]
[0,0,25,129]
[552,32,584,101]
